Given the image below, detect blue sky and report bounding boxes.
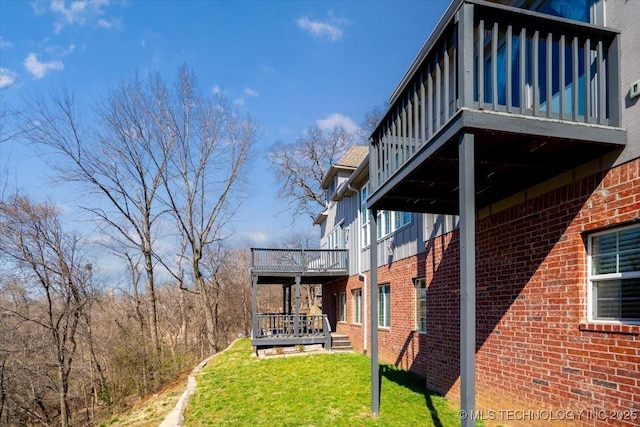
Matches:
[0,0,449,248]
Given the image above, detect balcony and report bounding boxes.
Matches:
[250,248,348,350]
[368,0,626,214]
[251,248,348,283]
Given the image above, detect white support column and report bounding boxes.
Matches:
[369,208,379,417]
[459,132,476,427]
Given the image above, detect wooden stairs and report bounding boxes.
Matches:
[331,333,353,352]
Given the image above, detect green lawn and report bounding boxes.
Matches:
[184,338,468,426]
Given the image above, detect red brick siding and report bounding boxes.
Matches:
[324,159,640,427]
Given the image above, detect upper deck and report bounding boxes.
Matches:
[251,248,348,285]
[369,0,625,214]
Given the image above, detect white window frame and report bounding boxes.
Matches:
[587,224,640,324]
[352,288,362,324]
[378,284,390,328]
[361,181,412,248]
[360,183,370,248]
[326,176,338,203]
[414,277,427,333]
[327,226,342,250]
[339,292,347,322]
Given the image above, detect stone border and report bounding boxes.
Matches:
[158,338,242,427]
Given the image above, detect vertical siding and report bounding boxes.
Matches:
[423,213,459,241]
[608,0,640,164]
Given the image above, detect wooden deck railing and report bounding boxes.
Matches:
[370,0,621,191]
[251,248,347,274]
[253,314,330,339]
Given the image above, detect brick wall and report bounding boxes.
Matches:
[324,158,640,427]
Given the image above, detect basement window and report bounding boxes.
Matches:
[588,224,640,323]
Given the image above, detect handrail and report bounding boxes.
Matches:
[253,314,328,339]
[251,248,347,273]
[370,0,621,193]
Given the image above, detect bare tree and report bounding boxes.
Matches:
[24,78,171,362]
[0,195,93,427]
[359,103,388,140]
[156,65,257,355]
[269,125,357,221]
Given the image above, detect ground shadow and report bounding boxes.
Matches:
[381,364,445,427]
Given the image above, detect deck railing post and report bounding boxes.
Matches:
[294,276,301,336]
[457,2,474,109]
[252,275,258,340]
[608,34,621,127]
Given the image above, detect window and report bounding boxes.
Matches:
[394,211,412,230]
[361,184,370,247]
[339,292,347,322]
[378,284,390,328]
[352,289,362,324]
[588,224,640,322]
[377,210,391,238]
[327,226,342,249]
[326,176,337,202]
[361,181,412,245]
[414,278,427,332]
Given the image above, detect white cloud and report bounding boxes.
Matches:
[0,68,17,89]
[24,53,64,79]
[212,85,221,94]
[45,43,75,56]
[97,17,121,29]
[233,98,244,106]
[49,0,112,33]
[243,87,259,97]
[315,113,359,134]
[0,37,12,49]
[296,11,348,41]
[31,1,47,15]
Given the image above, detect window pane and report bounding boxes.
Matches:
[592,253,617,275]
[593,232,617,255]
[533,0,595,23]
[383,211,391,235]
[621,278,640,319]
[379,285,390,327]
[619,227,640,273]
[403,211,411,225]
[595,279,640,320]
[595,280,620,318]
[414,278,427,332]
[352,289,362,324]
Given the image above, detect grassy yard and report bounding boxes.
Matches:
[184,338,467,426]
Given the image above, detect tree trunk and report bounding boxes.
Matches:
[193,262,216,355]
[58,363,69,427]
[144,248,161,361]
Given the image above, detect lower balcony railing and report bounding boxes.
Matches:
[253,314,328,339]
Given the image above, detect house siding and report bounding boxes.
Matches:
[325,157,640,427]
[609,0,640,165]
